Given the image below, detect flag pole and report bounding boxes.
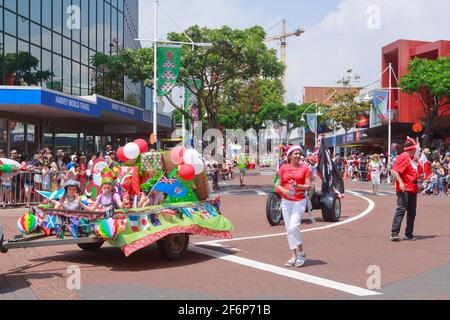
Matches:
[387,63,392,184]
[153,0,159,150]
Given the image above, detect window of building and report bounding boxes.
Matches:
[52,0,61,34]
[42,0,51,28]
[18,0,29,18]
[30,0,41,24]
[5,10,17,36]
[30,22,41,45]
[55,133,78,156]
[18,16,29,41]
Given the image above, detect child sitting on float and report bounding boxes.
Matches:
[51,180,89,211]
[138,189,165,208]
[88,169,124,211]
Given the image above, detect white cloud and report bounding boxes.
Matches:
[139,0,450,104]
[288,0,450,103]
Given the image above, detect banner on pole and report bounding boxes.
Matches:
[157,45,182,96]
[306,114,317,134]
[372,90,389,121]
[184,79,201,110]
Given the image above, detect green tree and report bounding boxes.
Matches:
[91,48,153,104]
[167,25,285,129]
[0,51,52,85]
[321,70,370,135]
[219,78,284,130]
[92,25,285,129]
[399,57,450,147]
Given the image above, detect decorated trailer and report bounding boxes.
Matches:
[0,145,234,261]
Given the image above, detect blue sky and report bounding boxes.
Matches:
[139,0,450,105]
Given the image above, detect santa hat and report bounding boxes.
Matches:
[101,167,117,186]
[286,145,303,158]
[404,137,419,152]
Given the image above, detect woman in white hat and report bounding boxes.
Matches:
[275,145,312,268]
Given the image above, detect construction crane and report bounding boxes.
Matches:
[265,19,305,99]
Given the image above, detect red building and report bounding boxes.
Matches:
[381,39,450,148]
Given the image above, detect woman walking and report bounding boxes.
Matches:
[369,154,382,195]
[275,145,311,268]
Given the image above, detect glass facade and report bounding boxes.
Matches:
[0,0,142,107]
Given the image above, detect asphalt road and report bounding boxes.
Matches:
[1,170,450,300]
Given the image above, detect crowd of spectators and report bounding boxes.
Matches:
[334,149,450,196]
[0,145,117,207]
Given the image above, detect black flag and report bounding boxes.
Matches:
[317,138,345,197]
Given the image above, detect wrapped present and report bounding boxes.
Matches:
[117,166,141,196]
[141,152,164,178]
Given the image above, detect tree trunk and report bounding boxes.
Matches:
[423,118,434,149]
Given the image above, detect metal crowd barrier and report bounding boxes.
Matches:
[0,171,58,208]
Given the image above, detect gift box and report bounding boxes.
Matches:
[141,152,165,177]
[118,166,141,196]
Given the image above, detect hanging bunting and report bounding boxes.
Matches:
[157,45,182,96]
[139,215,151,232]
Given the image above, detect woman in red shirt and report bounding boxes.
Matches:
[276,145,312,268]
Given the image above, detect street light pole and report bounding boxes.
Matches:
[153,0,159,149]
[387,63,392,183]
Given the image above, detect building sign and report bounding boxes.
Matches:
[42,91,99,117]
[343,132,355,144]
[10,133,35,144]
[97,96,143,121]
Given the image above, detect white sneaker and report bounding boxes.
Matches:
[295,253,306,268]
[284,258,296,268]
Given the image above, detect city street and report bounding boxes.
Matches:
[1,170,449,300]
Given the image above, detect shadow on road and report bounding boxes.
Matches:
[23,244,238,274]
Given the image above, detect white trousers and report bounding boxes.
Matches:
[281,199,307,250]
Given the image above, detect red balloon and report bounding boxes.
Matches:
[134,139,149,154]
[178,164,196,181]
[117,147,128,162]
[171,146,187,165]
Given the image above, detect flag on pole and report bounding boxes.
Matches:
[316,136,345,198]
[153,177,187,198]
[184,79,201,110]
[157,45,182,96]
[36,189,65,201]
[306,114,317,134]
[419,152,432,180]
[373,90,389,120]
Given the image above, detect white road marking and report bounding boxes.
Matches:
[189,245,382,297]
[256,190,268,196]
[195,190,375,245]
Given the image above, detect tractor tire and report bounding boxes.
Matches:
[266,192,283,226]
[77,241,104,251]
[321,193,342,223]
[157,233,190,261]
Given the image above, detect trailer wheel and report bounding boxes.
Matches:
[321,194,341,222]
[266,193,283,226]
[77,242,104,251]
[157,233,189,261]
[0,234,7,254]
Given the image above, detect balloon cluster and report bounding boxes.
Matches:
[117,139,149,163]
[171,147,205,181]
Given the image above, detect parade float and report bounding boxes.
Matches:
[0,142,234,261]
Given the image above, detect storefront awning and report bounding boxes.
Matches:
[0,86,173,130]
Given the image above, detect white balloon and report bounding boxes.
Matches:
[124,142,140,160]
[183,149,201,165]
[191,159,205,175]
